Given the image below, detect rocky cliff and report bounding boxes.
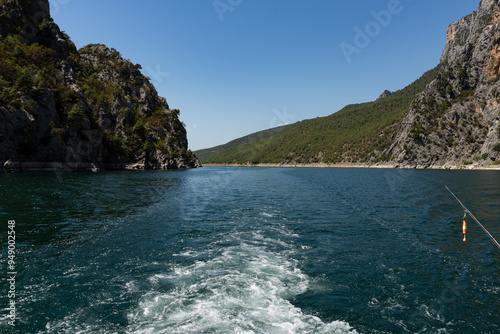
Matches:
[385,0,500,168]
[0,0,200,171]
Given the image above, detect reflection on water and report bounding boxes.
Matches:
[0,171,186,246]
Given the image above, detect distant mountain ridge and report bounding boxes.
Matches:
[198,0,500,169]
[197,66,441,165]
[0,0,200,171]
[195,125,289,162]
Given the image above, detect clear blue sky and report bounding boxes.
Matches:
[50,0,480,151]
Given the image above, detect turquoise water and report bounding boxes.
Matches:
[1,167,500,333]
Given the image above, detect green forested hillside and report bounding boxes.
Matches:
[195,125,289,162]
[201,66,440,164]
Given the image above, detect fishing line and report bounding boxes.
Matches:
[445,186,500,250]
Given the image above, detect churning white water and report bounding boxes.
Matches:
[127,228,357,334]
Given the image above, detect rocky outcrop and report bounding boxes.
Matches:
[377,90,392,100]
[0,0,200,172]
[383,0,500,168]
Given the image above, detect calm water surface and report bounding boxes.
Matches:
[1,167,499,333]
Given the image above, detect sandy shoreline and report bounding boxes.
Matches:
[202,163,500,170]
[2,161,499,172]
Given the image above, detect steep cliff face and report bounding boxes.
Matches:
[386,0,500,168]
[0,0,200,171]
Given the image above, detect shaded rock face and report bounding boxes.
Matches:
[0,0,200,171]
[384,0,500,168]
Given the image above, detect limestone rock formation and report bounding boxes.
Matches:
[0,0,200,171]
[385,0,500,168]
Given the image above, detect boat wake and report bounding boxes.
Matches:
[127,226,357,334]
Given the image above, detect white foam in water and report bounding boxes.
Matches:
[127,231,358,334]
[38,229,357,333]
